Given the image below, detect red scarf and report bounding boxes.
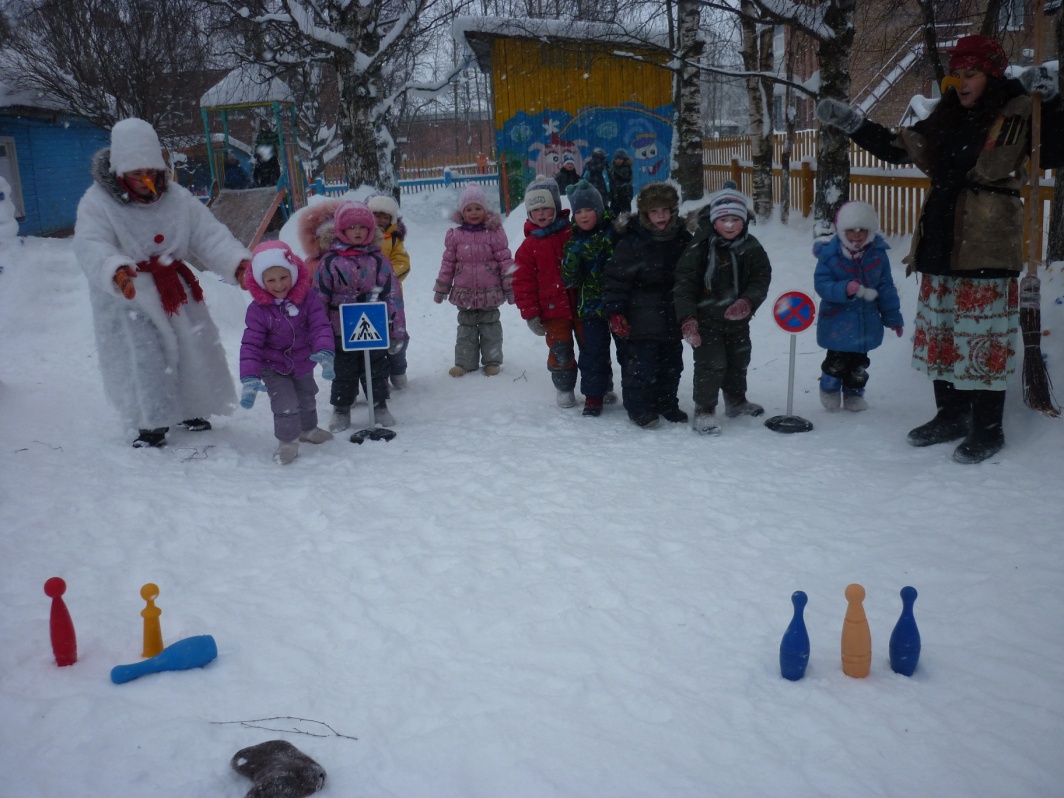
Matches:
[136,256,204,316]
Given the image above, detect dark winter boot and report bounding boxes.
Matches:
[177,418,212,432]
[953,390,1005,464]
[231,739,326,798]
[660,403,689,423]
[723,391,765,418]
[582,396,604,417]
[132,428,168,448]
[906,380,971,447]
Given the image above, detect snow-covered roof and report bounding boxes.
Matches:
[453,16,670,72]
[0,78,66,112]
[200,64,294,109]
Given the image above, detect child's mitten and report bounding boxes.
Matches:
[723,298,751,321]
[240,377,266,409]
[855,285,878,302]
[230,739,325,798]
[609,314,630,339]
[680,317,701,348]
[433,291,447,304]
[890,325,904,337]
[236,259,251,289]
[310,350,335,380]
[114,266,137,300]
[526,316,547,336]
[1019,65,1058,101]
[845,280,860,297]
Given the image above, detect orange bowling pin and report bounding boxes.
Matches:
[141,583,164,658]
[841,583,871,678]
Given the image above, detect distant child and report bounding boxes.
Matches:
[674,183,771,435]
[604,182,692,428]
[561,179,622,416]
[608,148,634,217]
[368,193,412,389]
[433,183,515,377]
[555,152,581,193]
[512,175,577,406]
[582,147,611,209]
[315,200,406,433]
[296,198,343,273]
[813,200,903,412]
[239,241,335,465]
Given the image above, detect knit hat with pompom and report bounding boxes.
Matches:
[459,183,489,213]
[334,201,376,244]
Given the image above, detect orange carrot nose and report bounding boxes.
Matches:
[141,174,157,196]
[940,75,962,94]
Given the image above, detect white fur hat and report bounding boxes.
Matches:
[367,194,400,224]
[835,201,879,237]
[109,118,166,175]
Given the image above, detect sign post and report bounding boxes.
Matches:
[339,301,395,443]
[765,291,815,434]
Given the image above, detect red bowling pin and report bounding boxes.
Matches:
[44,577,77,666]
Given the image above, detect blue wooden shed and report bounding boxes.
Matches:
[0,82,109,237]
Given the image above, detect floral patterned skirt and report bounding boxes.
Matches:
[911,274,1018,390]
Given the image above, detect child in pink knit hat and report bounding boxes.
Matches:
[433,183,514,376]
[239,241,335,464]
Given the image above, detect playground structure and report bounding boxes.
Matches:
[199,65,308,247]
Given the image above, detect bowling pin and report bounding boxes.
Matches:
[841,583,871,678]
[889,586,921,677]
[111,634,217,684]
[44,577,77,667]
[140,583,163,658]
[779,591,810,681]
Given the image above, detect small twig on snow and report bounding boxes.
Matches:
[211,716,358,740]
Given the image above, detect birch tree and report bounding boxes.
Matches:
[739,0,774,220]
[675,0,707,200]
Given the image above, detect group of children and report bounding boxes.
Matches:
[554,147,634,219]
[238,172,903,462]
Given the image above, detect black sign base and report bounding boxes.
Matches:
[350,428,397,444]
[765,415,814,434]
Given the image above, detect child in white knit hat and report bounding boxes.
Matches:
[368,193,412,389]
[433,183,514,377]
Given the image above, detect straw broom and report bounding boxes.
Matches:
[1020,0,1060,417]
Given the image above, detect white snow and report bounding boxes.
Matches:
[2,188,1064,797]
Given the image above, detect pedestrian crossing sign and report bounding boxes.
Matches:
[339,301,390,351]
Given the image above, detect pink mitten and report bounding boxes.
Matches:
[680,317,701,348]
[723,298,751,321]
[845,280,860,297]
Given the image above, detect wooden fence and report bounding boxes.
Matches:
[702,131,1057,261]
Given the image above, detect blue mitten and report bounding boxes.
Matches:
[310,350,335,380]
[240,377,266,409]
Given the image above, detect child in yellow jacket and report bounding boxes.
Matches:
[369,194,411,388]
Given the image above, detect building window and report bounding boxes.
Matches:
[998,0,1023,31]
[0,138,26,219]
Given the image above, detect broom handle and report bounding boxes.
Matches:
[1026,0,1045,277]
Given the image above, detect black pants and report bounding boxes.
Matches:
[623,338,683,419]
[331,336,389,408]
[691,321,753,409]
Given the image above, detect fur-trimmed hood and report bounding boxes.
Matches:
[295,198,343,261]
[449,207,504,229]
[246,253,314,307]
[90,148,169,205]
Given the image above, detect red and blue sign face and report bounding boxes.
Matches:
[772,291,816,334]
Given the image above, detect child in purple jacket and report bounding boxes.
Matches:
[316,201,407,432]
[433,184,514,376]
[239,241,335,465]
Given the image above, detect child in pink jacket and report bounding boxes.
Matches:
[433,184,515,376]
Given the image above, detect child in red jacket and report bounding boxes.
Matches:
[512,176,576,407]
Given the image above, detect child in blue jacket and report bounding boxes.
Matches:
[814,201,903,412]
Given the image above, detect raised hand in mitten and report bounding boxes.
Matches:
[1019,66,1059,101]
[240,377,266,409]
[526,316,547,336]
[815,98,865,135]
[609,314,631,339]
[855,285,879,302]
[310,350,335,380]
[114,266,137,300]
[846,280,861,297]
[723,298,752,321]
[680,316,702,348]
[235,259,251,289]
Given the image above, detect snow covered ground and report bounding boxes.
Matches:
[1,187,1063,797]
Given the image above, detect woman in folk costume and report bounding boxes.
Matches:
[74,118,251,448]
[816,35,1064,463]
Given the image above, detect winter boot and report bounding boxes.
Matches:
[374,400,396,427]
[660,405,690,423]
[483,364,501,376]
[604,390,618,404]
[818,373,843,412]
[448,365,467,377]
[723,391,764,418]
[907,380,971,447]
[842,389,868,412]
[177,418,212,432]
[556,389,577,408]
[328,406,351,433]
[299,427,333,444]
[132,428,168,448]
[630,412,660,428]
[582,396,604,417]
[391,373,408,389]
[274,440,299,465]
[692,406,721,436]
[953,390,1005,464]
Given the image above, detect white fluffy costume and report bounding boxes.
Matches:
[74,118,250,432]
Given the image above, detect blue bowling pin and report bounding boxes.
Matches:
[779,591,810,681]
[889,586,920,677]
